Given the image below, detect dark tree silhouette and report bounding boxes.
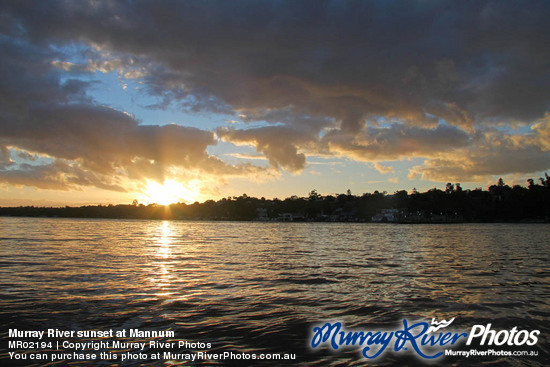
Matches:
[1,176,549,222]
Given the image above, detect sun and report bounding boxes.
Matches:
[139,179,200,205]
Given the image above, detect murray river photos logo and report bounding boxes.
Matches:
[310,317,540,360]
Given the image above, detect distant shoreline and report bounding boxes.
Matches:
[1,214,549,224]
[2,181,549,223]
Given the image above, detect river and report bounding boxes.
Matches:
[1,218,548,366]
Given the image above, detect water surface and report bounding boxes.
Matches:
[1,218,548,366]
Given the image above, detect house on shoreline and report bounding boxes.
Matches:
[371,208,463,223]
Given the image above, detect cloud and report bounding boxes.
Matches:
[4,1,550,126]
[409,128,550,182]
[373,163,394,175]
[0,36,264,192]
[531,113,550,150]
[0,161,126,192]
[1,99,229,178]
[217,126,312,172]
[224,153,268,161]
[322,123,471,161]
[0,102,265,190]
[0,145,12,169]
[1,0,549,191]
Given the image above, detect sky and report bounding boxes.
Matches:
[1,0,549,206]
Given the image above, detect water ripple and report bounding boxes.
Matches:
[0,218,548,366]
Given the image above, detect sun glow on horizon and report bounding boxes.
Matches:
[139,179,201,205]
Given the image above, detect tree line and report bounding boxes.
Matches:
[1,175,549,222]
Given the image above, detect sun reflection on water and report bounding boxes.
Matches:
[156,221,173,259]
[148,221,176,297]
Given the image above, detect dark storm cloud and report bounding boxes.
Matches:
[1,0,549,185]
[5,0,548,126]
